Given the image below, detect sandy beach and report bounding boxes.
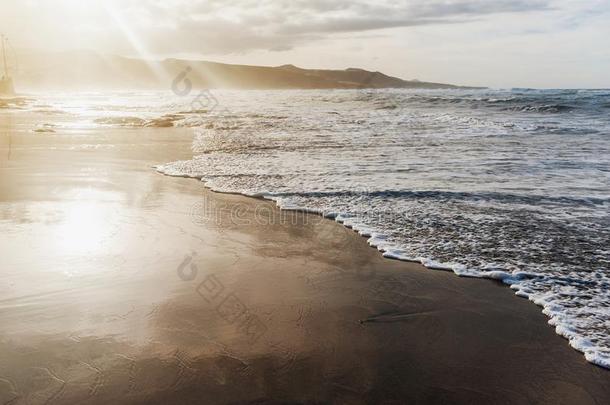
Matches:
[1,110,609,404]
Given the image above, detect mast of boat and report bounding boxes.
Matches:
[1,34,8,78]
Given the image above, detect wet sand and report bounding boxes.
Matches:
[0,111,609,404]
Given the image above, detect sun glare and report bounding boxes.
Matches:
[55,202,110,256]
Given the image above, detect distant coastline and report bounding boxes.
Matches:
[14,50,484,91]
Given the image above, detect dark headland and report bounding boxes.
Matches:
[15,50,483,91]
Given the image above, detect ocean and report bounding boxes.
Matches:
[7,88,610,368]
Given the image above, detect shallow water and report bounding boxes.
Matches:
[12,88,610,368]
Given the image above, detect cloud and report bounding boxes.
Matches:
[0,0,574,57]
[116,0,552,54]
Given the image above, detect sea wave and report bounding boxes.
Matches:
[22,88,609,369]
[155,88,610,369]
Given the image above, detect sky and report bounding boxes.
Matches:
[1,0,609,88]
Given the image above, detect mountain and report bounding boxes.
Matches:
[14,50,482,91]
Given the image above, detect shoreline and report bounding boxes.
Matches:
[156,166,610,370]
[1,114,609,403]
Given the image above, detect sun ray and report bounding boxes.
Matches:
[101,2,167,85]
